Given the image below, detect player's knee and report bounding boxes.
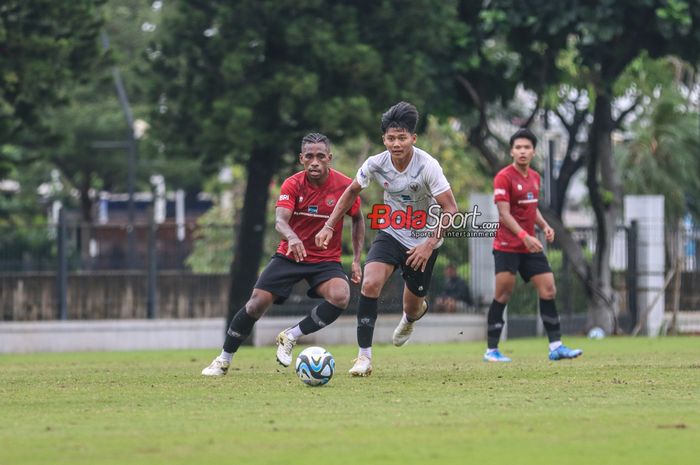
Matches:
[361,280,383,298]
[245,297,268,319]
[325,288,350,309]
[539,285,556,300]
[495,289,513,302]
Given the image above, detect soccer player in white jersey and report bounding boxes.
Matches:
[316,101,458,376]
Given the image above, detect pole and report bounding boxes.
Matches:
[57,207,68,320]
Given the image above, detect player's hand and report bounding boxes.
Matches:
[543,225,555,243]
[350,260,362,284]
[315,228,334,250]
[286,236,307,262]
[523,235,543,253]
[406,241,433,272]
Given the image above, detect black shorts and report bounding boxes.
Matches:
[255,254,349,304]
[493,250,552,282]
[365,231,439,297]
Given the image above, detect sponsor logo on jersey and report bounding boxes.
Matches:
[527,192,534,200]
[400,194,412,202]
[308,205,318,214]
[494,188,506,197]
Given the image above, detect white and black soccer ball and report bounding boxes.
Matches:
[295,346,335,386]
[587,326,606,339]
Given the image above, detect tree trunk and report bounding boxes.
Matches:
[585,90,621,333]
[226,147,278,326]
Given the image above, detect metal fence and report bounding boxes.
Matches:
[1,217,699,324]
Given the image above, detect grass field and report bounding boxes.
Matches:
[1,337,698,465]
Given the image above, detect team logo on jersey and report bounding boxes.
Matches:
[326,197,335,206]
[299,196,304,202]
[409,182,420,192]
[308,205,318,214]
[517,184,523,191]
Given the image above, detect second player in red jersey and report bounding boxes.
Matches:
[493,164,541,253]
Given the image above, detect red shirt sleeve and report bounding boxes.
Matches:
[493,172,510,203]
[346,194,361,217]
[276,178,298,211]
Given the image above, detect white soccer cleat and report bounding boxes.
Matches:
[348,355,372,377]
[392,301,428,347]
[275,330,297,367]
[201,356,230,376]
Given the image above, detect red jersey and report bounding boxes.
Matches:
[275,169,360,263]
[493,165,540,253]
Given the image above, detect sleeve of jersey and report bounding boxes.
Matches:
[356,159,373,189]
[346,193,361,217]
[493,174,509,203]
[276,178,297,210]
[426,159,450,196]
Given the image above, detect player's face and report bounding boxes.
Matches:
[299,142,332,181]
[383,128,416,161]
[510,138,535,167]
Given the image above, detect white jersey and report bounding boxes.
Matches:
[356,146,450,248]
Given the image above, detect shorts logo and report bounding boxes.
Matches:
[326,197,335,206]
[418,286,424,291]
[308,205,318,214]
[409,182,420,192]
[279,194,289,201]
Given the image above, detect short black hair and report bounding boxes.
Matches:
[301,132,330,152]
[381,101,419,134]
[509,128,537,148]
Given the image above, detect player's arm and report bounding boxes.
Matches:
[535,208,555,243]
[406,188,458,272]
[315,180,364,249]
[496,201,543,253]
[275,207,306,262]
[349,207,365,284]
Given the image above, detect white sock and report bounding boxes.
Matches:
[219,350,233,363]
[286,325,303,339]
[359,347,372,359]
[549,341,562,351]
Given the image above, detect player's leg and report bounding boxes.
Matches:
[391,246,439,346]
[276,269,350,367]
[483,271,516,362]
[202,289,275,376]
[529,266,582,360]
[349,261,394,376]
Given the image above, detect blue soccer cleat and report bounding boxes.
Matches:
[483,349,512,362]
[548,345,583,361]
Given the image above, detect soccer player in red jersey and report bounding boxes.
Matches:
[202,133,364,376]
[485,128,582,362]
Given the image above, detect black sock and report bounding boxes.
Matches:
[356,295,378,349]
[539,299,561,343]
[298,301,345,335]
[223,307,257,354]
[487,300,507,349]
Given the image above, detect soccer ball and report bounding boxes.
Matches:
[295,346,335,386]
[587,327,605,339]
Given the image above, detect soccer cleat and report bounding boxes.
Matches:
[392,301,428,347]
[483,349,512,362]
[201,356,230,376]
[275,329,297,367]
[548,345,583,361]
[348,355,372,377]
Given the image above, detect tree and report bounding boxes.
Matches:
[150,0,459,323]
[0,1,105,176]
[490,0,700,332]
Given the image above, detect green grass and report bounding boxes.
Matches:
[1,337,699,465]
